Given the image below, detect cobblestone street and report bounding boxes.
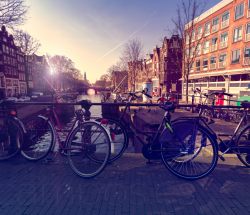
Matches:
[0,152,249,215]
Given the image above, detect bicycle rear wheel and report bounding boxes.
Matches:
[21,116,54,161]
[161,120,218,180]
[236,125,250,167]
[0,118,22,160]
[96,117,128,163]
[67,121,111,178]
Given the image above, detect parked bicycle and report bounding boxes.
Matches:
[99,91,218,180]
[13,99,111,178]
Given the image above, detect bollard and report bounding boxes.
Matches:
[191,94,195,113]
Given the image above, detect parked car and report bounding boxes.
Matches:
[18,96,31,102]
[6,97,18,102]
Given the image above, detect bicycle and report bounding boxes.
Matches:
[23,99,111,178]
[99,91,219,180]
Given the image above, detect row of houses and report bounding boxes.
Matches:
[0,25,49,98]
[127,35,182,96]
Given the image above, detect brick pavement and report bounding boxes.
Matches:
[0,153,249,215]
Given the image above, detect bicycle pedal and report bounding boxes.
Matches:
[219,154,225,162]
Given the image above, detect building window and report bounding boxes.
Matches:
[211,37,218,52]
[196,60,200,71]
[210,56,217,69]
[191,30,195,42]
[244,47,250,65]
[212,17,219,32]
[246,23,250,41]
[235,3,244,20]
[197,44,201,55]
[204,22,210,36]
[220,32,228,48]
[203,58,208,70]
[221,11,230,28]
[233,26,242,42]
[231,49,240,64]
[219,54,227,68]
[197,26,202,39]
[203,40,209,54]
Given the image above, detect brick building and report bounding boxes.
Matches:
[128,35,182,96]
[184,0,250,100]
[0,26,26,98]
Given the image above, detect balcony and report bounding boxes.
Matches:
[244,57,250,65]
[221,20,229,28]
[210,63,216,70]
[210,44,217,52]
[212,25,219,33]
[245,33,250,42]
[218,62,226,68]
[220,41,228,49]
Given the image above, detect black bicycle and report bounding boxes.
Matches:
[99,91,219,180]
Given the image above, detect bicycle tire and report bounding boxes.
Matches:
[0,118,22,160]
[236,125,250,167]
[21,116,55,161]
[96,117,128,163]
[67,121,111,178]
[161,120,218,180]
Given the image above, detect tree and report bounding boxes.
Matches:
[13,30,41,55]
[172,0,206,103]
[0,0,28,27]
[121,39,143,91]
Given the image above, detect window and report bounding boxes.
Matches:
[203,40,209,54]
[210,56,217,69]
[235,3,244,20]
[204,22,210,35]
[246,23,250,41]
[231,49,240,64]
[197,26,202,39]
[221,11,230,28]
[219,54,227,68]
[244,47,250,65]
[191,30,195,42]
[211,37,218,51]
[197,44,201,55]
[233,26,242,42]
[196,60,200,71]
[220,32,228,48]
[212,17,219,32]
[203,59,208,70]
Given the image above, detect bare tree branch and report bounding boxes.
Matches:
[0,0,28,27]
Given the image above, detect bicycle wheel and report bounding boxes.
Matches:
[67,121,111,178]
[96,118,128,163]
[161,120,218,180]
[0,119,22,160]
[21,116,55,161]
[236,125,250,167]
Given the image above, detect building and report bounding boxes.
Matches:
[127,35,182,96]
[0,26,24,98]
[17,48,26,95]
[111,70,128,92]
[184,0,250,100]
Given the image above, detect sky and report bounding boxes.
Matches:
[22,0,221,83]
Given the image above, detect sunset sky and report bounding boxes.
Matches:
[22,0,220,83]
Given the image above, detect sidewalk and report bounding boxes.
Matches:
[0,153,249,215]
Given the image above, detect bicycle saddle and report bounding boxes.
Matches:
[77,100,92,110]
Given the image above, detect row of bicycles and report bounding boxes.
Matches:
[0,90,249,180]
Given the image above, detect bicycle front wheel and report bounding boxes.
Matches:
[67,121,111,178]
[21,116,55,161]
[96,117,128,163]
[236,125,250,167]
[161,120,218,180]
